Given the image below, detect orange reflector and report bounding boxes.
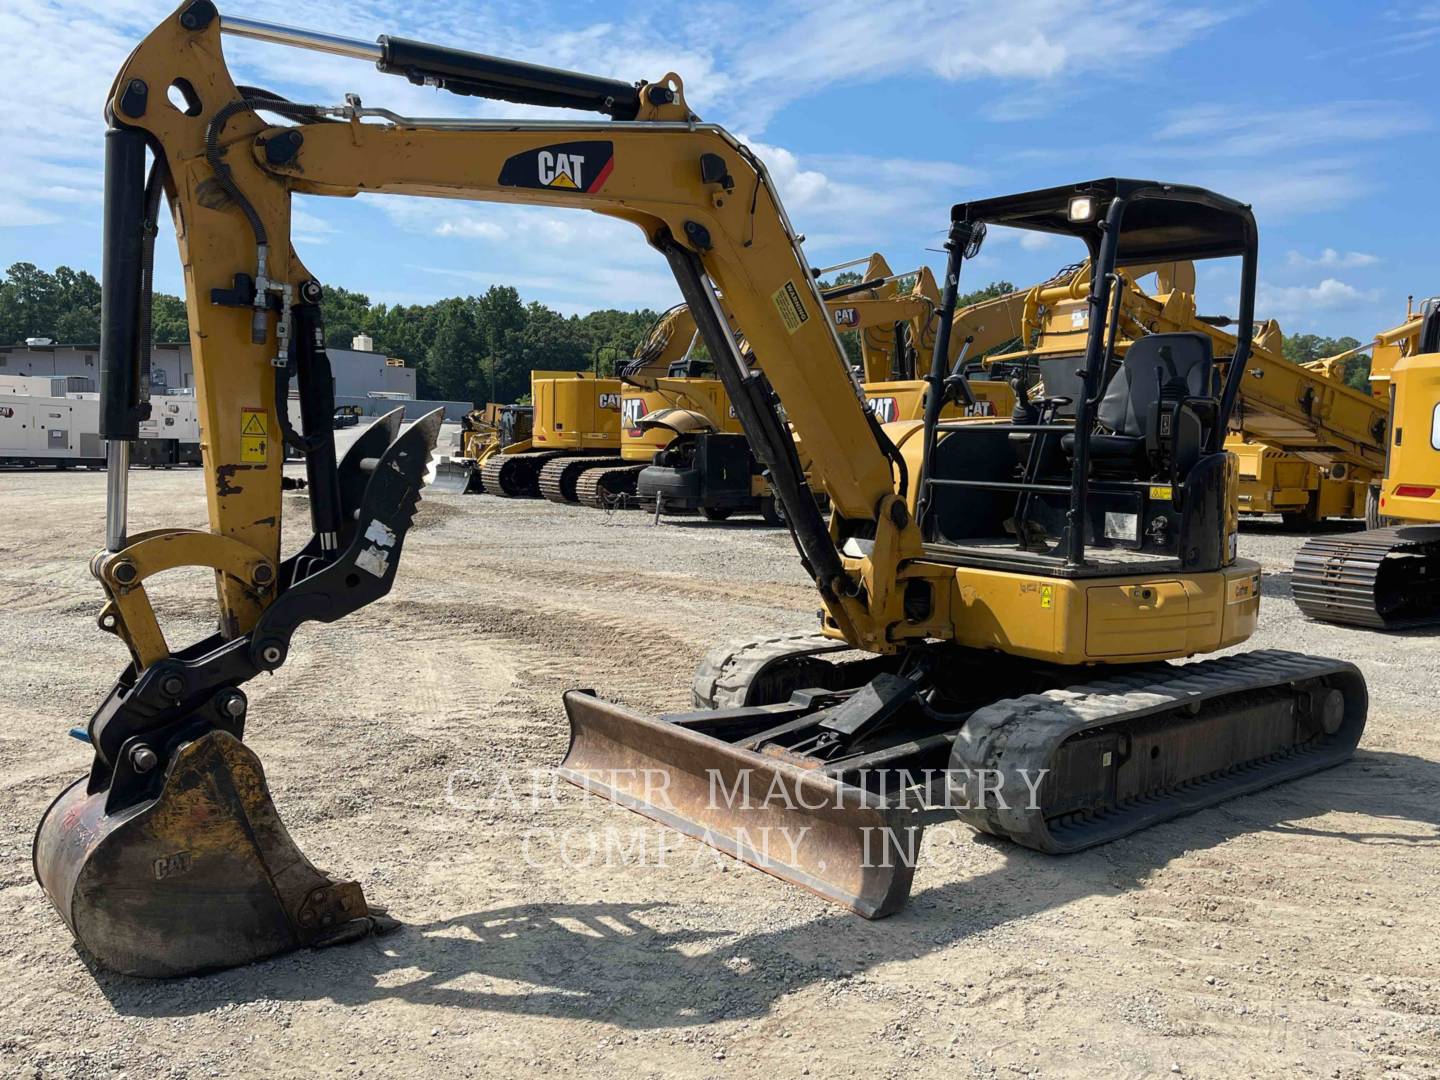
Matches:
[1395,485,1437,499]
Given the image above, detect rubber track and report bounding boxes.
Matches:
[1292,525,1440,629]
[576,463,646,509]
[479,451,560,498]
[539,456,628,504]
[692,632,870,709]
[952,649,1367,853]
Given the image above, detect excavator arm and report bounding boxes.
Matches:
[33,3,935,976]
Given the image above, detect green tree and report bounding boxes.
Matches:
[151,293,191,342]
[474,286,528,403]
[1283,333,1369,391]
[519,302,587,373]
[317,285,373,350]
[958,280,1015,308]
[0,262,60,342]
[51,266,102,342]
[421,297,484,402]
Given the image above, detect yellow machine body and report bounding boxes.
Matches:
[1379,350,1440,524]
[529,371,621,452]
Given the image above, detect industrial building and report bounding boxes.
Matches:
[0,338,468,420]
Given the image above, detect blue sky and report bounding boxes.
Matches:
[2,0,1435,338]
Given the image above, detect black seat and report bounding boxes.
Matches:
[1062,333,1213,465]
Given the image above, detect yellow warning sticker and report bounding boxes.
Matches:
[1149,485,1173,501]
[771,280,810,334]
[1040,584,1054,609]
[241,408,268,462]
[241,408,268,437]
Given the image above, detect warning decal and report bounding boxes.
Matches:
[241,408,268,463]
[1040,584,1054,609]
[772,280,810,334]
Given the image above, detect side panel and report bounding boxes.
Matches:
[1381,352,1440,524]
[945,560,1261,664]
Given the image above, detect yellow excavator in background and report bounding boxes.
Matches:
[632,260,964,520]
[959,260,1391,530]
[433,401,533,493]
[430,370,621,497]
[486,370,623,498]
[587,257,962,518]
[1294,304,1428,527]
[1293,301,1440,627]
[37,6,1367,978]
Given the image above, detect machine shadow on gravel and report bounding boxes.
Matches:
[90,748,1439,1026]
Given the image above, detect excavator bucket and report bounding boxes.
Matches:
[33,410,440,977]
[559,691,923,918]
[33,732,378,978]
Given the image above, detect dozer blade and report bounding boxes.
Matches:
[428,457,480,494]
[34,731,377,978]
[559,691,922,918]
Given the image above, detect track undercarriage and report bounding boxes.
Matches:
[1293,524,1440,629]
[539,455,631,504]
[562,634,1367,916]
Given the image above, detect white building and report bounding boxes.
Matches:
[0,340,417,399]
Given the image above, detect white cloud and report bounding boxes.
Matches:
[1256,278,1381,321]
[1155,101,1422,159]
[719,0,1229,129]
[1286,248,1379,270]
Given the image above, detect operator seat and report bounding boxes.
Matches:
[1062,332,1213,467]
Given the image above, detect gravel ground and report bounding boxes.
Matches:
[0,440,1437,1079]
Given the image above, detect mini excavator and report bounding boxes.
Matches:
[34,5,1368,977]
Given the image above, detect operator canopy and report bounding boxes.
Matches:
[953,178,1256,265]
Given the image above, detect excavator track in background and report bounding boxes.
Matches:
[1292,525,1440,629]
[479,450,562,498]
[576,462,646,508]
[538,455,628,504]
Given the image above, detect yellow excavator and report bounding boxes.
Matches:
[566,255,1020,515]
[482,370,622,498]
[1293,301,1440,627]
[433,401,533,493]
[590,258,959,518]
[37,6,1368,978]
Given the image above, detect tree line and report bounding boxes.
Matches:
[0,262,658,406]
[0,262,1377,403]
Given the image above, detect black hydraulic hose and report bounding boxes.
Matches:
[204,89,337,253]
[205,99,269,248]
[820,276,886,301]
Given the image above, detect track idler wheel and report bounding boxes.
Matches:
[34,729,385,978]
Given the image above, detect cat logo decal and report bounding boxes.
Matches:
[500,141,615,193]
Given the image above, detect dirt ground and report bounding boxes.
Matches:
[1,445,1437,1079]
